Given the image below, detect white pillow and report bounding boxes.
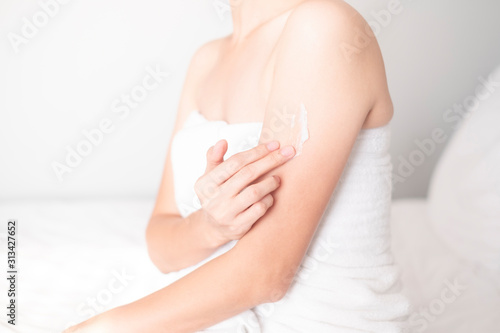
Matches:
[428,65,500,270]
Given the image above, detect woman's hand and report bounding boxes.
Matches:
[195,140,295,246]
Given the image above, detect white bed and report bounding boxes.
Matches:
[1,198,498,333]
[391,199,500,333]
[0,200,176,333]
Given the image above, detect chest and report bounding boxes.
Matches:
[196,38,279,123]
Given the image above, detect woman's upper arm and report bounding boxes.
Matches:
[229,1,389,297]
[151,40,222,217]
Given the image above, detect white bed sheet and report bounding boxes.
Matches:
[390,199,500,333]
[1,199,498,333]
[0,199,181,333]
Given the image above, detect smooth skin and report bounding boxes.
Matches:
[66,0,393,331]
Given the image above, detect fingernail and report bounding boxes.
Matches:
[266,141,279,151]
[280,146,295,157]
[273,175,281,184]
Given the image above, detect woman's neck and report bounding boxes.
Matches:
[229,0,306,45]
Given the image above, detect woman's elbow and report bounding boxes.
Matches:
[262,282,289,304]
[255,269,293,304]
[145,224,177,274]
[145,240,172,274]
[146,246,175,274]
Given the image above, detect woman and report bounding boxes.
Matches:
[67,0,410,331]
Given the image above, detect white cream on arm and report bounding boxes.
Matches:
[288,103,310,157]
[259,102,310,157]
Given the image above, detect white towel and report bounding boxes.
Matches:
[169,111,410,332]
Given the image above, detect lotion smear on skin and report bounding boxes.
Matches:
[289,103,310,157]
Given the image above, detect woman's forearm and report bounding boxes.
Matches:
[146,210,225,273]
[89,247,280,333]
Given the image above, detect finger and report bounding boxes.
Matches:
[234,176,280,212]
[233,193,274,231]
[205,139,228,173]
[221,145,295,196]
[207,141,280,186]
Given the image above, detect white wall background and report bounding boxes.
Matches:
[1,0,499,200]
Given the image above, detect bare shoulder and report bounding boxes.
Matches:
[186,37,227,85]
[189,37,227,73]
[281,0,368,44]
[183,36,228,97]
[175,37,227,126]
[273,0,385,84]
[275,0,393,126]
